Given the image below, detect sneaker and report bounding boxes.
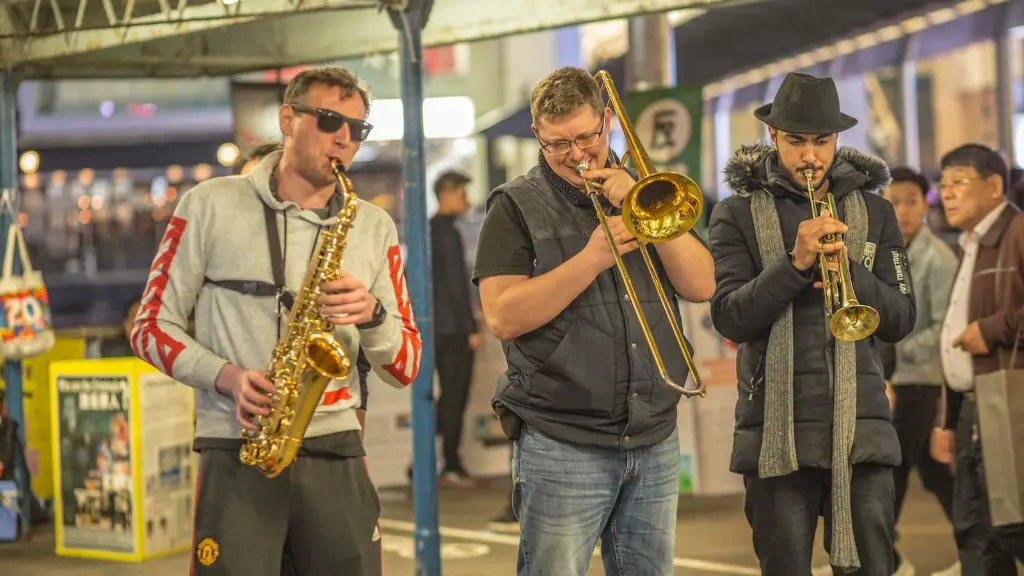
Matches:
[894,553,916,576]
[488,505,519,534]
[438,469,478,488]
[930,561,961,576]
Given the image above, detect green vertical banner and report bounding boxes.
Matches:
[626,86,705,495]
[624,85,707,239]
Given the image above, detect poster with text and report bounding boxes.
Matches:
[138,371,195,556]
[55,374,136,554]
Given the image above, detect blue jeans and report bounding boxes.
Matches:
[511,425,680,576]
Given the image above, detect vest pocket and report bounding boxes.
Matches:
[525,318,616,418]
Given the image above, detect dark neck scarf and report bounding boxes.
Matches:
[537,148,621,213]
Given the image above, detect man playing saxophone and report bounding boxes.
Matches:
[132,66,421,576]
[474,66,716,576]
[707,72,917,576]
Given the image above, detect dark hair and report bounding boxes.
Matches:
[888,166,931,199]
[433,170,471,199]
[530,66,603,125]
[247,141,283,163]
[124,298,141,321]
[282,66,371,114]
[233,140,283,174]
[939,144,1009,193]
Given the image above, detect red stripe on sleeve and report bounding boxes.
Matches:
[131,215,188,377]
[382,244,421,387]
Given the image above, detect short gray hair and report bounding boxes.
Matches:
[530,66,603,125]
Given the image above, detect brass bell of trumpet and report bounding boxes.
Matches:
[803,168,880,342]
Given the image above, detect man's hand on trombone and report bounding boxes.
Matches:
[578,163,635,207]
[583,216,640,272]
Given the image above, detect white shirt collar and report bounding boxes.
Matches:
[959,201,1008,249]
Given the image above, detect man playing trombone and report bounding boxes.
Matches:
[707,72,917,576]
[473,66,715,576]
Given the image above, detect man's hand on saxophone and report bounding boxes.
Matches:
[317,269,379,326]
[213,363,275,430]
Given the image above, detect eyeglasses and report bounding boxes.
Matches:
[290,104,373,141]
[538,120,605,155]
[937,178,975,194]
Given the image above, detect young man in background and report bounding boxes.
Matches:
[882,166,959,576]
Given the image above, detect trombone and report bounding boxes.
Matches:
[803,169,880,342]
[575,70,705,398]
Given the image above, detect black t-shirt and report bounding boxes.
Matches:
[472,193,538,285]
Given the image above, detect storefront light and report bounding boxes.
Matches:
[217,143,240,167]
[452,138,477,156]
[19,151,39,174]
[365,97,475,142]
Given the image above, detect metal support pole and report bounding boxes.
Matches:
[897,33,921,169]
[995,12,1019,165]
[386,2,440,575]
[0,69,30,537]
[627,13,672,90]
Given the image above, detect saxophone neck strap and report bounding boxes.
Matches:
[263,202,286,290]
[199,202,293,309]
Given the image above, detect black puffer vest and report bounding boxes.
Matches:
[491,164,692,449]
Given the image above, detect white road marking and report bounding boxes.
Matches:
[381,534,490,560]
[377,519,761,575]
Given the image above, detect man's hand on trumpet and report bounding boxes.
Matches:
[578,163,636,207]
[792,207,848,288]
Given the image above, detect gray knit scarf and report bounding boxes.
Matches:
[750,186,868,572]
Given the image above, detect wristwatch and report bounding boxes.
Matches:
[356,299,387,330]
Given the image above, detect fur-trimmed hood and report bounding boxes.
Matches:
[722,141,891,201]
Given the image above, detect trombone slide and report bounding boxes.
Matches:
[577,162,704,398]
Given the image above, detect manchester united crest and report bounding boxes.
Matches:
[197,537,219,566]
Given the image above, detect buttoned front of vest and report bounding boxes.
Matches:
[492,165,691,450]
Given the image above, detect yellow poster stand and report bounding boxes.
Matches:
[49,358,195,562]
[0,336,86,500]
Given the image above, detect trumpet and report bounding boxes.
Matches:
[803,169,880,342]
[575,70,705,398]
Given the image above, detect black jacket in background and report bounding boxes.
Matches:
[431,214,475,336]
[708,143,917,473]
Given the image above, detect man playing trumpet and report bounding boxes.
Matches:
[707,72,917,576]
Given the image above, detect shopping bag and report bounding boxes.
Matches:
[0,223,55,359]
[975,330,1024,527]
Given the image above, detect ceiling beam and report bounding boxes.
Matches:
[0,0,371,67]
[4,0,741,78]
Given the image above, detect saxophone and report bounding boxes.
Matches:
[239,159,357,478]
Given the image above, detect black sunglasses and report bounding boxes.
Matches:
[290,104,373,141]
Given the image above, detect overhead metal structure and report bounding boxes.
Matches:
[0,0,743,78]
[480,0,984,139]
[0,0,752,573]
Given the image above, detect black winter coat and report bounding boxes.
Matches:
[708,143,917,473]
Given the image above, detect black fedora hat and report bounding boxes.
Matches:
[754,72,858,135]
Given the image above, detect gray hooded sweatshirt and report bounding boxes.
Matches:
[130,150,421,441]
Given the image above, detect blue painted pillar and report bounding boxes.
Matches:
[0,70,30,537]
[386,2,441,575]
